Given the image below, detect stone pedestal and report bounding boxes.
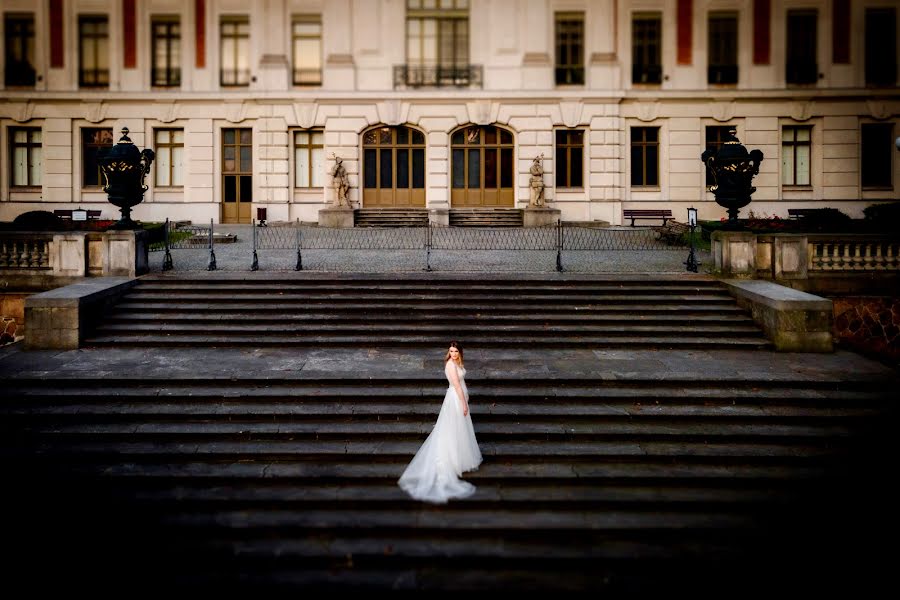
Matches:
[712,230,757,277]
[523,207,561,228]
[318,207,355,228]
[429,208,449,226]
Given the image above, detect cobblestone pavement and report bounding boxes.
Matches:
[150,224,712,274]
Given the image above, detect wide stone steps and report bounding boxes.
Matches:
[449,209,524,227]
[354,209,430,228]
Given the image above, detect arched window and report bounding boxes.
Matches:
[451,125,514,206]
[362,126,426,207]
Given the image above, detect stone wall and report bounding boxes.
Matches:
[833,297,900,363]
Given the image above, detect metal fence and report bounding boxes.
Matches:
[150,219,694,272]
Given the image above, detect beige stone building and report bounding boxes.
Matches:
[0,0,897,225]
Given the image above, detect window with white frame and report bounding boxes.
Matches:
[292,16,322,86]
[294,130,324,188]
[782,126,812,186]
[154,129,184,187]
[9,127,42,187]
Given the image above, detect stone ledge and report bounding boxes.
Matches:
[724,279,833,352]
[25,277,138,350]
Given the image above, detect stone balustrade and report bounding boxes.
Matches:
[0,230,149,279]
[713,231,900,294]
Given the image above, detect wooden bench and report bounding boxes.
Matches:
[623,209,673,226]
[655,221,690,245]
[54,209,102,221]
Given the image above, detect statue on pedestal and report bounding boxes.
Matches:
[329,155,351,208]
[529,154,545,207]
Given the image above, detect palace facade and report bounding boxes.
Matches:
[0,0,898,225]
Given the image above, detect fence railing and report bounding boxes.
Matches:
[151,219,691,272]
[0,233,52,270]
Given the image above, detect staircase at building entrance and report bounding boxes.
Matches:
[2,273,895,593]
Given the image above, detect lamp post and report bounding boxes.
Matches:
[684,206,699,273]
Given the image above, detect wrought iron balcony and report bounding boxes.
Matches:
[632,64,662,84]
[786,61,818,84]
[708,64,738,85]
[393,64,483,89]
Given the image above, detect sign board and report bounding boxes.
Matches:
[72,209,88,221]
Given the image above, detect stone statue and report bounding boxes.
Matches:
[529,154,545,207]
[330,155,351,208]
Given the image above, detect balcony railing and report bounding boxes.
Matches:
[393,64,483,89]
[708,64,738,84]
[632,64,662,84]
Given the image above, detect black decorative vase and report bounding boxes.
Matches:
[97,127,155,230]
[701,129,764,230]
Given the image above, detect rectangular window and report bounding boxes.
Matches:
[220,16,250,87]
[154,129,184,187]
[4,14,36,87]
[632,13,662,84]
[79,16,109,87]
[861,123,894,189]
[631,127,659,187]
[294,130,324,187]
[865,8,897,86]
[704,126,733,187]
[406,0,469,86]
[786,10,817,84]
[555,12,584,85]
[782,126,812,186]
[9,127,42,187]
[292,16,322,86]
[151,17,181,87]
[555,130,584,188]
[82,128,114,186]
[708,13,738,84]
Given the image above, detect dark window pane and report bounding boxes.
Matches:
[224,130,235,144]
[380,148,392,187]
[861,124,893,187]
[397,127,409,144]
[865,8,897,85]
[646,146,658,186]
[412,130,425,145]
[467,149,480,188]
[452,130,464,145]
[500,148,513,188]
[224,146,236,172]
[556,130,566,145]
[397,149,409,188]
[412,149,425,188]
[240,147,251,172]
[500,130,512,144]
[239,175,252,201]
[240,129,252,144]
[631,146,643,186]
[556,146,567,187]
[364,130,377,145]
[570,147,583,187]
[646,127,658,142]
[364,149,377,188]
[485,127,496,144]
[484,148,497,188]
[224,175,236,201]
[452,149,465,188]
[83,149,100,185]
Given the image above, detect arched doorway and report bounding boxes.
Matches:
[362,126,426,207]
[450,125,514,207]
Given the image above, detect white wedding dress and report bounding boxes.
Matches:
[398,361,483,503]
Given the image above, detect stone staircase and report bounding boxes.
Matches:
[83,274,771,349]
[354,208,429,227]
[449,208,524,227]
[2,360,895,593]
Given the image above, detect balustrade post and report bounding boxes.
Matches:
[295,219,303,271]
[162,217,173,271]
[250,219,259,271]
[207,218,217,271]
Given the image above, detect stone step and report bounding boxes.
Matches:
[21,420,858,438]
[24,439,846,459]
[81,334,772,348]
[128,282,726,293]
[104,312,757,325]
[90,323,766,335]
[110,301,747,314]
[116,292,738,303]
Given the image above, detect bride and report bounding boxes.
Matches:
[398,341,483,503]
